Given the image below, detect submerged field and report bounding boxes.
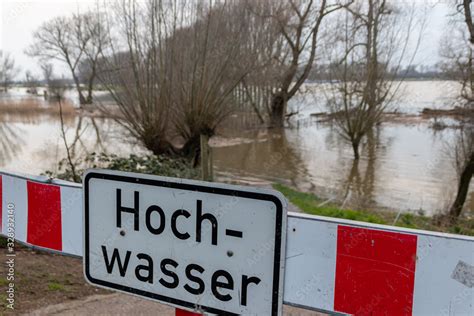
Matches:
[0,81,473,218]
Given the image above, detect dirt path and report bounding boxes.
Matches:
[26,293,175,315]
[1,185,307,315]
[0,247,109,314]
[2,245,319,316]
[27,293,320,315]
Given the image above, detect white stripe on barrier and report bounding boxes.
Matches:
[1,170,473,315]
[413,235,474,315]
[60,185,83,256]
[2,175,28,241]
[284,215,337,312]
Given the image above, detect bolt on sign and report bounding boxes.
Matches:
[83,170,287,315]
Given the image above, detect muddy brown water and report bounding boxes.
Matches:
[0,82,472,216]
[212,124,474,215]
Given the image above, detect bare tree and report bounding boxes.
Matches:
[40,62,54,84]
[462,0,474,44]
[247,0,349,127]
[26,12,108,105]
[231,0,286,124]
[79,12,110,103]
[41,63,66,101]
[25,71,39,94]
[171,1,253,158]
[58,98,81,183]
[442,0,474,219]
[450,126,474,218]
[0,51,19,92]
[98,0,177,155]
[324,0,423,159]
[459,0,474,103]
[99,0,252,160]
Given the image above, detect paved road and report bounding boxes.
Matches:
[27,293,321,316]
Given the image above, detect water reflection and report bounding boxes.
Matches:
[213,129,310,187]
[342,127,380,208]
[214,122,473,215]
[62,115,107,169]
[0,115,24,165]
[0,111,142,175]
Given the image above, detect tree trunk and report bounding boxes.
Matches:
[180,133,212,168]
[144,137,176,157]
[352,139,360,160]
[86,82,94,104]
[181,134,201,157]
[463,0,474,45]
[86,65,97,105]
[200,134,212,181]
[351,138,360,160]
[72,74,87,106]
[78,93,87,106]
[343,158,360,203]
[449,152,474,218]
[66,57,87,106]
[270,94,286,128]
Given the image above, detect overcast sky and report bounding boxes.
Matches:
[1,0,98,78]
[0,0,452,80]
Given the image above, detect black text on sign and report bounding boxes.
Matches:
[83,170,287,315]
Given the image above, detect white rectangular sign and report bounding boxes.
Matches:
[83,169,287,315]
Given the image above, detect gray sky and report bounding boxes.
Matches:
[0,0,451,80]
[1,0,97,78]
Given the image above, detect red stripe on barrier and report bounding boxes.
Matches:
[0,175,2,231]
[27,181,62,251]
[175,309,201,316]
[334,225,417,316]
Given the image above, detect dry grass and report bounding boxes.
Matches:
[0,98,77,116]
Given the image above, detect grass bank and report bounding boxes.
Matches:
[273,183,474,236]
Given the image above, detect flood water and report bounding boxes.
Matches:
[0,81,472,216]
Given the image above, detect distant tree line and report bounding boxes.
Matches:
[307,64,459,82]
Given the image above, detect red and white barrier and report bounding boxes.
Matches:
[1,171,473,315]
[285,214,474,315]
[1,173,83,256]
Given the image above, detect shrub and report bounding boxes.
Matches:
[43,153,199,183]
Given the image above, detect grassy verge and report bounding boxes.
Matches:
[273,183,474,236]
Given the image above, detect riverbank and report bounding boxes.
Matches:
[273,183,474,236]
